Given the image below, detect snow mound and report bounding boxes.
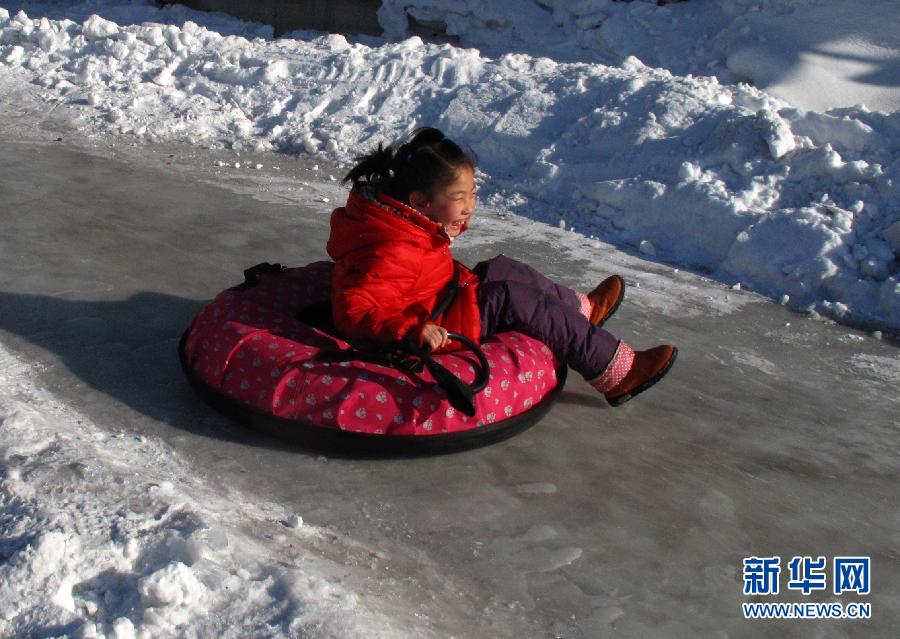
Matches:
[0,344,415,639]
[0,3,898,331]
[379,0,900,114]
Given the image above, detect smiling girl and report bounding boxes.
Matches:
[326,127,676,405]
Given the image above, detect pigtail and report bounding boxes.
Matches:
[343,127,477,203]
[396,127,445,164]
[342,142,395,189]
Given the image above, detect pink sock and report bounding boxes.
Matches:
[589,341,636,393]
[576,292,591,319]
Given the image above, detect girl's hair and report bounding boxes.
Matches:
[342,127,477,202]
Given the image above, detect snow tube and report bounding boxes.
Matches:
[179,261,566,455]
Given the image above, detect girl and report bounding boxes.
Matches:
[326,128,677,406]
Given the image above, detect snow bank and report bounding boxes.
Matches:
[0,2,898,331]
[0,344,414,639]
[379,0,900,113]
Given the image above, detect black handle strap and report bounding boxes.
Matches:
[316,332,490,417]
[428,265,459,322]
[404,332,490,417]
[246,262,489,416]
[233,262,286,290]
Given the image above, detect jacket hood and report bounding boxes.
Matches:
[327,188,450,261]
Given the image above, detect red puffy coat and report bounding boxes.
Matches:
[326,188,481,351]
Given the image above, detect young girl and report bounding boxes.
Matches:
[326,128,676,406]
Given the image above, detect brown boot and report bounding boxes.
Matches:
[587,275,625,327]
[590,343,677,406]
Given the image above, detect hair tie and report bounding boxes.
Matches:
[406,134,448,162]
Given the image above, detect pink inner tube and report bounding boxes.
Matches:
[182,262,564,439]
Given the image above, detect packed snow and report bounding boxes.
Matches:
[0,343,422,638]
[0,1,898,636]
[1,0,897,333]
[380,0,900,113]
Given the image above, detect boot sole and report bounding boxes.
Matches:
[606,347,678,407]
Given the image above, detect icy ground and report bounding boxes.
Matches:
[1,130,895,639]
[1,130,897,638]
[0,0,899,332]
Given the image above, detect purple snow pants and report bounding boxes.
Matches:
[473,255,619,380]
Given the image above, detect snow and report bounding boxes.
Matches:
[381,0,900,114]
[0,344,416,638]
[0,0,898,635]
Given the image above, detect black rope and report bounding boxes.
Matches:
[316,332,489,417]
[232,262,286,290]
[427,264,459,322]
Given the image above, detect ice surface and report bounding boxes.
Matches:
[1,134,898,638]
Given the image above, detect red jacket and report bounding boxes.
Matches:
[326,188,481,350]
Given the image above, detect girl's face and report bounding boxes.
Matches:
[410,166,477,238]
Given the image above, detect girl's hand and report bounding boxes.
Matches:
[417,322,449,351]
